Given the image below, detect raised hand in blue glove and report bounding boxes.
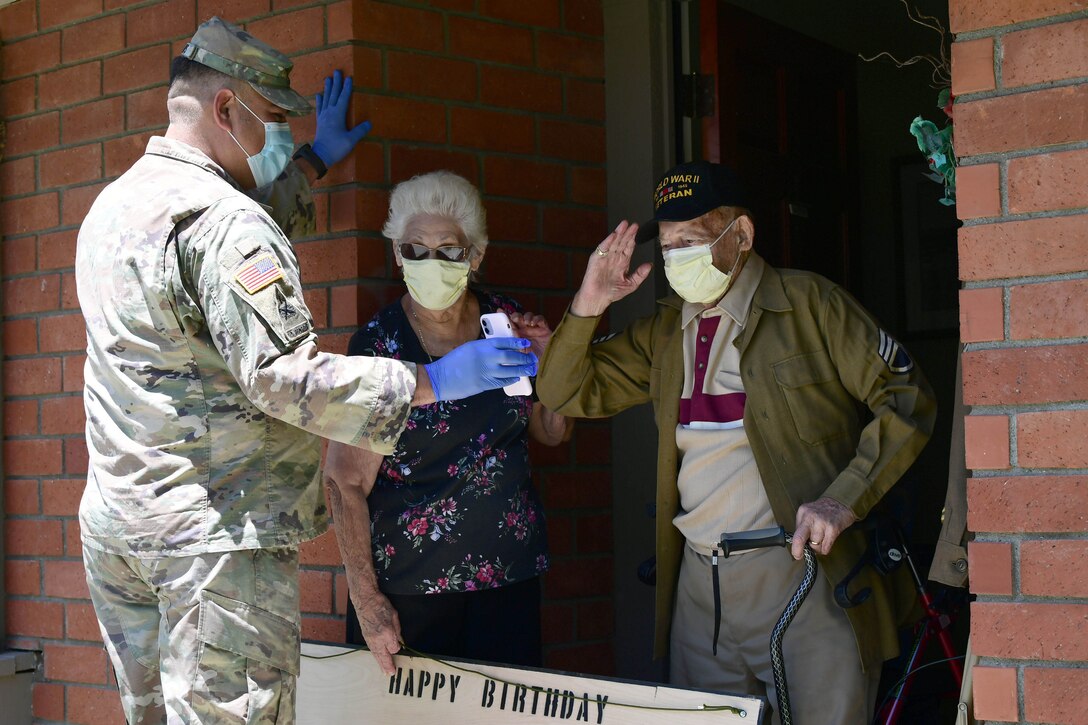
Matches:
[311,69,372,169]
[424,337,538,402]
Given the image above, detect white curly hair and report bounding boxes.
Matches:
[382,171,488,254]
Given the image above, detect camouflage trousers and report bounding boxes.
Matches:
[82,544,301,724]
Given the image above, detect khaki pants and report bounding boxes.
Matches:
[670,544,879,725]
[83,544,300,725]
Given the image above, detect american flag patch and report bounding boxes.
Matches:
[234,253,284,294]
[878,329,914,373]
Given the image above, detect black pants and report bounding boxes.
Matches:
[346,576,542,667]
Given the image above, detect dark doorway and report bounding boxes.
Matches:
[696,0,961,555]
[713,4,859,289]
[692,2,966,722]
[601,0,963,694]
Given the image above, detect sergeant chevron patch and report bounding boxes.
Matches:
[878,329,914,373]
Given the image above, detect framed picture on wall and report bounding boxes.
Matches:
[896,159,960,334]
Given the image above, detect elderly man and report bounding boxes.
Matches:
[76,17,535,723]
[535,160,935,723]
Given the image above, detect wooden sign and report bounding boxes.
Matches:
[299,642,766,724]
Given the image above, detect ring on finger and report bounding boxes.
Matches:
[596,247,609,257]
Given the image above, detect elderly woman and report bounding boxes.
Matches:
[324,171,569,674]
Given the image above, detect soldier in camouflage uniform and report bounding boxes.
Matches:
[76,17,536,724]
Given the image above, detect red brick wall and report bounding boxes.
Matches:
[951,1,1088,722]
[1,0,611,721]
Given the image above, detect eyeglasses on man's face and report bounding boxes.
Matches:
[398,242,472,262]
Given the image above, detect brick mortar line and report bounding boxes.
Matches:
[959,204,1088,226]
[964,336,1088,352]
[974,593,1088,605]
[962,337,1088,351]
[954,73,1088,103]
[369,91,608,122]
[998,158,1009,217]
[381,0,604,39]
[952,8,1088,41]
[2,194,604,236]
[4,433,86,440]
[961,330,1088,347]
[0,307,80,320]
[975,532,1088,542]
[0,363,80,376]
[967,399,1088,413]
[6,592,96,605]
[0,5,132,42]
[3,41,606,91]
[1,85,606,130]
[1001,284,1011,341]
[377,38,608,75]
[32,681,122,690]
[971,467,1088,478]
[2,33,357,88]
[1016,663,1027,723]
[18,0,343,54]
[1017,664,1026,723]
[1009,411,1018,468]
[2,129,610,169]
[0,2,607,50]
[958,138,1088,167]
[971,466,1088,478]
[0,302,83,315]
[977,658,1088,670]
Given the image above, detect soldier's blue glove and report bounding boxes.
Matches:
[424,338,538,402]
[312,70,372,169]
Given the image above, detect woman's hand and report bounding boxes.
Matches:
[323,443,403,675]
[570,221,652,318]
[354,589,403,675]
[509,311,553,359]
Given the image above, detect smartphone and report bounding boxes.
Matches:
[480,312,534,397]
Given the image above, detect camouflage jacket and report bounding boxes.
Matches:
[76,136,415,558]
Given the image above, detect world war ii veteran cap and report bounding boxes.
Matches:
[636,160,749,242]
[181,16,312,115]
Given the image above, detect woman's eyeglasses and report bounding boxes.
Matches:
[398,243,471,262]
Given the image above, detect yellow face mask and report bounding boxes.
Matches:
[401,258,471,310]
[662,218,739,304]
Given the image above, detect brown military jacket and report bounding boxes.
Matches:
[537,257,936,669]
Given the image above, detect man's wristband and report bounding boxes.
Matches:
[293,143,327,180]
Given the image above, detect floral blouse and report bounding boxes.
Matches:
[348,290,549,596]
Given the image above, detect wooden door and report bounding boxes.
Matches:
[702,3,859,287]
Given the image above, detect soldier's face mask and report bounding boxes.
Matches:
[661,217,741,304]
[227,95,294,188]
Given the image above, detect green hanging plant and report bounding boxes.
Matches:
[910,88,956,206]
[861,1,956,206]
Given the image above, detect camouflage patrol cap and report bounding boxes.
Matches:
[182,16,312,115]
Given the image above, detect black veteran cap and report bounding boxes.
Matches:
[636,160,748,243]
[182,16,313,115]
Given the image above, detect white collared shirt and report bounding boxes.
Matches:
[673,254,777,553]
